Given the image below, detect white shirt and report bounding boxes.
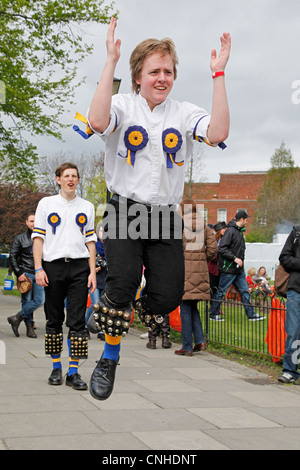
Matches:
[89,93,223,205]
[32,193,97,262]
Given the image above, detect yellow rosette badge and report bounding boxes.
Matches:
[118,125,149,167]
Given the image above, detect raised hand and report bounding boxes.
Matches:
[210,32,231,73]
[106,17,121,64]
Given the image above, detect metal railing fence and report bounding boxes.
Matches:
[198,287,286,361]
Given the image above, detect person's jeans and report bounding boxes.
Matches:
[211,271,255,318]
[180,300,205,351]
[85,288,101,326]
[20,272,45,323]
[282,289,300,379]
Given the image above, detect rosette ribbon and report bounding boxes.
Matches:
[118,126,149,167]
[76,213,88,234]
[162,128,183,168]
[73,112,94,140]
[48,213,61,234]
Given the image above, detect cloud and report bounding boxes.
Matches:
[36,0,300,183]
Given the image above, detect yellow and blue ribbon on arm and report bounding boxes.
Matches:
[162,128,183,168]
[118,126,149,167]
[73,112,94,140]
[193,116,227,150]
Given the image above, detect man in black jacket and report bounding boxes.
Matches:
[7,213,45,338]
[210,211,265,321]
[278,225,300,384]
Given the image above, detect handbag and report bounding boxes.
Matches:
[275,225,300,298]
[17,275,32,294]
[274,264,289,298]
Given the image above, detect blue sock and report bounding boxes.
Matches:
[67,339,79,376]
[51,354,62,370]
[103,337,121,362]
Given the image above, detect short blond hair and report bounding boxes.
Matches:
[130,38,178,93]
[247,267,256,277]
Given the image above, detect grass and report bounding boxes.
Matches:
[0,267,20,296]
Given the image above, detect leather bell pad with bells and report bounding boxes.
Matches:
[45,328,63,355]
[69,330,89,359]
[134,296,164,330]
[92,296,132,337]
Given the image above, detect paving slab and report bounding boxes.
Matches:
[1,293,300,451]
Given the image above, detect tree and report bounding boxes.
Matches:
[0,183,51,250]
[184,144,206,198]
[0,0,117,185]
[36,150,105,197]
[270,140,294,170]
[250,141,300,241]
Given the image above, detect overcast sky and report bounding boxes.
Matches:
[35,0,300,183]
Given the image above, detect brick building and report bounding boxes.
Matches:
[185,171,267,230]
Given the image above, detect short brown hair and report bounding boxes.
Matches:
[55,162,80,179]
[130,38,178,93]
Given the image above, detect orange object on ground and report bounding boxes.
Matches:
[265,295,287,362]
[169,306,181,332]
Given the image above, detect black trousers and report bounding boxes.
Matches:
[102,198,185,316]
[43,258,89,332]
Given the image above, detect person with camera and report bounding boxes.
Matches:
[85,223,107,340]
[7,213,45,338]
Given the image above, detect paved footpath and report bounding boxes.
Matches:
[1,294,300,451]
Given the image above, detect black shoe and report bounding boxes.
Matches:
[7,313,23,337]
[89,356,118,400]
[48,368,63,386]
[66,373,88,390]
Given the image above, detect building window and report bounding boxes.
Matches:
[257,217,267,226]
[199,207,208,223]
[237,208,246,213]
[217,208,227,222]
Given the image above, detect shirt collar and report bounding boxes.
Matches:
[58,192,78,204]
[137,93,168,113]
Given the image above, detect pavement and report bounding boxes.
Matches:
[1,294,300,451]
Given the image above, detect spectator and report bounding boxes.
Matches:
[256,266,272,293]
[210,211,265,321]
[175,199,217,356]
[7,213,45,338]
[246,267,257,289]
[278,225,300,384]
[146,315,172,349]
[208,221,227,319]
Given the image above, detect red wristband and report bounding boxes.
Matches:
[212,71,225,79]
